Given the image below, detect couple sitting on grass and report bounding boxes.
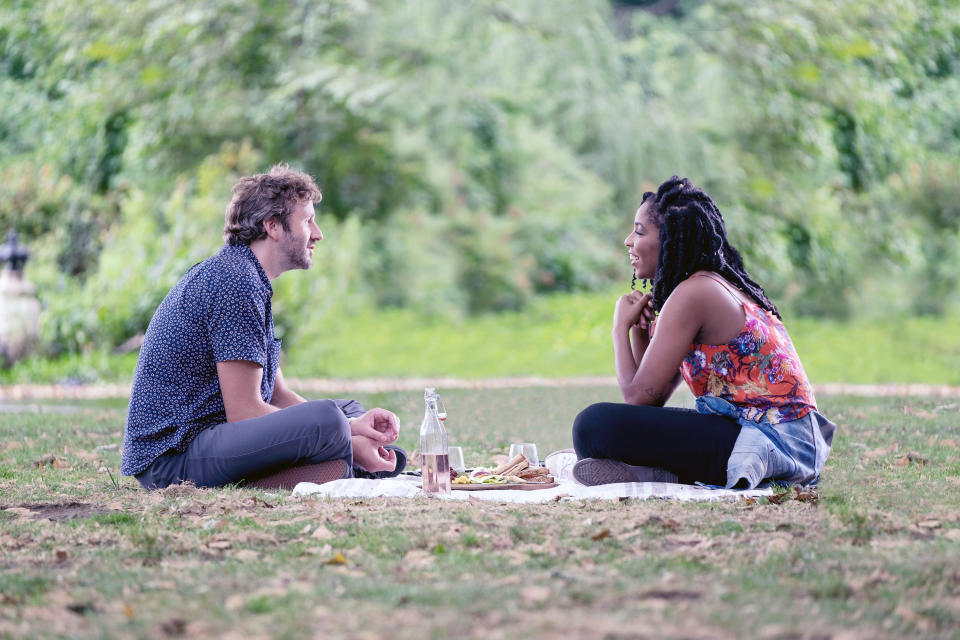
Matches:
[120,166,835,491]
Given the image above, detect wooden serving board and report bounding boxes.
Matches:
[451,482,558,491]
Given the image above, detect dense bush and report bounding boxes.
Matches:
[1,0,959,360]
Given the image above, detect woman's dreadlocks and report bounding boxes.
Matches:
[643,176,781,319]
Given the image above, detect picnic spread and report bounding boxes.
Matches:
[290,450,773,504]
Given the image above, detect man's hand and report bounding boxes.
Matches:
[348,408,399,444]
[351,435,398,473]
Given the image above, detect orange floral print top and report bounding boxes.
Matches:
[678,274,817,424]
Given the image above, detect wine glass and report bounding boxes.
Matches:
[509,442,539,467]
[448,446,466,472]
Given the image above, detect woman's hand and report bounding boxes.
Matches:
[614,291,655,333]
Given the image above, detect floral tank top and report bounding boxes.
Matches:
[678,274,817,424]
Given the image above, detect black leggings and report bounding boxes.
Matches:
[572,402,742,485]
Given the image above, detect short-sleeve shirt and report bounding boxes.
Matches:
[121,243,281,476]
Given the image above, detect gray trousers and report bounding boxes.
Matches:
[136,399,361,489]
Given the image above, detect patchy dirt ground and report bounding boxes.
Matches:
[1,392,959,638]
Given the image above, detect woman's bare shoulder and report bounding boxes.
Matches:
[669,272,730,299]
[662,272,742,319]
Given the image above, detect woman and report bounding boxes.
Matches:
[572,176,835,489]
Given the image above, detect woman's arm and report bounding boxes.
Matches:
[613,292,657,399]
[629,324,647,366]
[614,280,709,406]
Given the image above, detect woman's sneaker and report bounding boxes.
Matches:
[573,458,678,486]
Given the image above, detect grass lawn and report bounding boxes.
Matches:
[3,289,960,386]
[1,386,959,638]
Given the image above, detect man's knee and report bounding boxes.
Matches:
[302,399,352,455]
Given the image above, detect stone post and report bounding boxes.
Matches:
[0,230,41,367]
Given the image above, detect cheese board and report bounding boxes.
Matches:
[450,482,558,491]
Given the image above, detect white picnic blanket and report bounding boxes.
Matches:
[291,450,772,503]
[291,474,771,504]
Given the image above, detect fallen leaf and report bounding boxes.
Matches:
[767,491,792,505]
[146,580,176,590]
[794,487,819,504]
[311,525,334,540]
[767,537,790,552]
[0,535,22,549]
[326,552,347,565]
[638,590,700,601]
[520,586,551,604]
[303,544,333,556]
[63,447,100,462]
[895,605,935,632]
[894,452,930,467]
[202,518,226,531]
[232,549,260,562]
[591,529,611,541]
[915,520,941,529]
[903,405,937,419]
[862,442,899,460]
[225,594,246,611]
[402,549,434,568]
[32,454,68,468]
[160,618,187,636]
[206,540,231,550]
[55,549,68,563]
[667,534,710,548]
[847,569,891,592]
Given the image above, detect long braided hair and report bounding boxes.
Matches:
[638,176,781,319]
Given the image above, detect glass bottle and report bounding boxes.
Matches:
[419,387,450,494]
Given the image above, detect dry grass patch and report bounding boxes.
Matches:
[1,391,959,638]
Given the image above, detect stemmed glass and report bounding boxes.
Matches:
[509,443,540,467]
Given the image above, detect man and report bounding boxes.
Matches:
[121,164,405,489]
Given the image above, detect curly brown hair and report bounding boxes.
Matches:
[223,164,321,246]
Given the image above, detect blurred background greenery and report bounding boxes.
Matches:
[1,0,958,383]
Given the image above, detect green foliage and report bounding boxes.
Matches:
[1,0,959,360]
[5,287,960,385]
